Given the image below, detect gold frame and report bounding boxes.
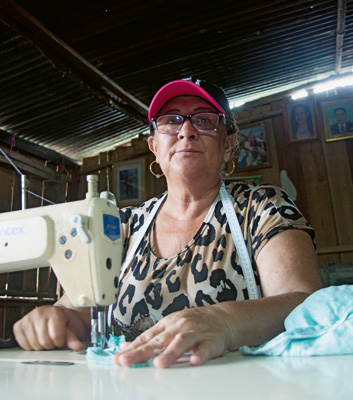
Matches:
[236,122,270,171]
[321,98,353,142]
[283,99,318,144]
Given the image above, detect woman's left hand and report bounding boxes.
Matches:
[113,305,233,369]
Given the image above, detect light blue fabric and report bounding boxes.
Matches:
[86,334,152,367]
[240,285,353,356]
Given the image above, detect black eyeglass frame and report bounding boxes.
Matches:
[151,112,226,134]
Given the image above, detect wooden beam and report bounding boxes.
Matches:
[79,147,150,175]
[236,109,283,125]
[1,132,74,182]
[335,0,347,73]
[0,153,71,183]
[0,0,149,124]
[317,245,353,255]
[0,298,56,307]
[0,129,78,168]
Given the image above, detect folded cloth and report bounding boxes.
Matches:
[86,334,152,367]
[240,285,353,356]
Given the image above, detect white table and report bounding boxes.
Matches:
[0,348,352,400]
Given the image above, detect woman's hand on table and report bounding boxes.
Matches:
[113,305,233,369]
[13,305,85,351]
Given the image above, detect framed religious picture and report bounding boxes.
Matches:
[225,175,261,186]
[236,122,270,171]
[283,99,318,143]
[320,98,353,142]
[114,159,145,206]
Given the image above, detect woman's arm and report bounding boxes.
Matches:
[228,227,322,348]
[114,229,322,368]
[13,293,91,351]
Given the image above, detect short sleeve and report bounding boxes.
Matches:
[232,182,315,259]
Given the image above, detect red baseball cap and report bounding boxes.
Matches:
[148,77,232,122]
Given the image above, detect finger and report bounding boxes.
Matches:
[33,316,63,350]
[22,322,44,351]
[13,321,32,351]
[114,331,168,367]
[65,328,85,350]
[121,323,166,352]
[46,312,70,349]
[116,324,167,358]
[189,339,226,366]
[114,340,160,367]
[37,312,68,350]
[153,331,198,369]
[37,329,57,350]
[118,341,130,351]
[114,348,154,367]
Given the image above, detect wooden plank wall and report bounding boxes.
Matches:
[78,90,353,271]
[0,147,72,339]
[230,87,353,268]
[78,136,167,202]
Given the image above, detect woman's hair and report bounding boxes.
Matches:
[225,115,238,136]
[227,114,240,160]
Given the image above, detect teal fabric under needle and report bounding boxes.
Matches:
[86,334,152,367]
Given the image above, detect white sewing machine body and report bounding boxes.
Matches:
[0,176,122,309]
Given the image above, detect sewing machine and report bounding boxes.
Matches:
[0,175,122,347]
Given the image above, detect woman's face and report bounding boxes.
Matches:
[294,105,309,124]
[148,95,235,182]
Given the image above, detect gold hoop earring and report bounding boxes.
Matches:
[149,160,164,178]
[224,160,235,178]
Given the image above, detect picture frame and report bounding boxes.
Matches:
[114,159,145,206]
[320,98,353,142]
[225,175,261,186]
[283,99,318,143]
[236,122,270,171]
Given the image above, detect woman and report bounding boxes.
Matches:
[13,78,322,368]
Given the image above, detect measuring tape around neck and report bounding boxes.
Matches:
[219,182,260,299]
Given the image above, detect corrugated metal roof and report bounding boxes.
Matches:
[1,0,352,163]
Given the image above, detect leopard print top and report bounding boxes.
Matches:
[113,181,315,340]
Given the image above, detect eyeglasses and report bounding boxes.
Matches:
[151,112,225,134]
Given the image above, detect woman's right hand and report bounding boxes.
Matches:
[13,305,85,351]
